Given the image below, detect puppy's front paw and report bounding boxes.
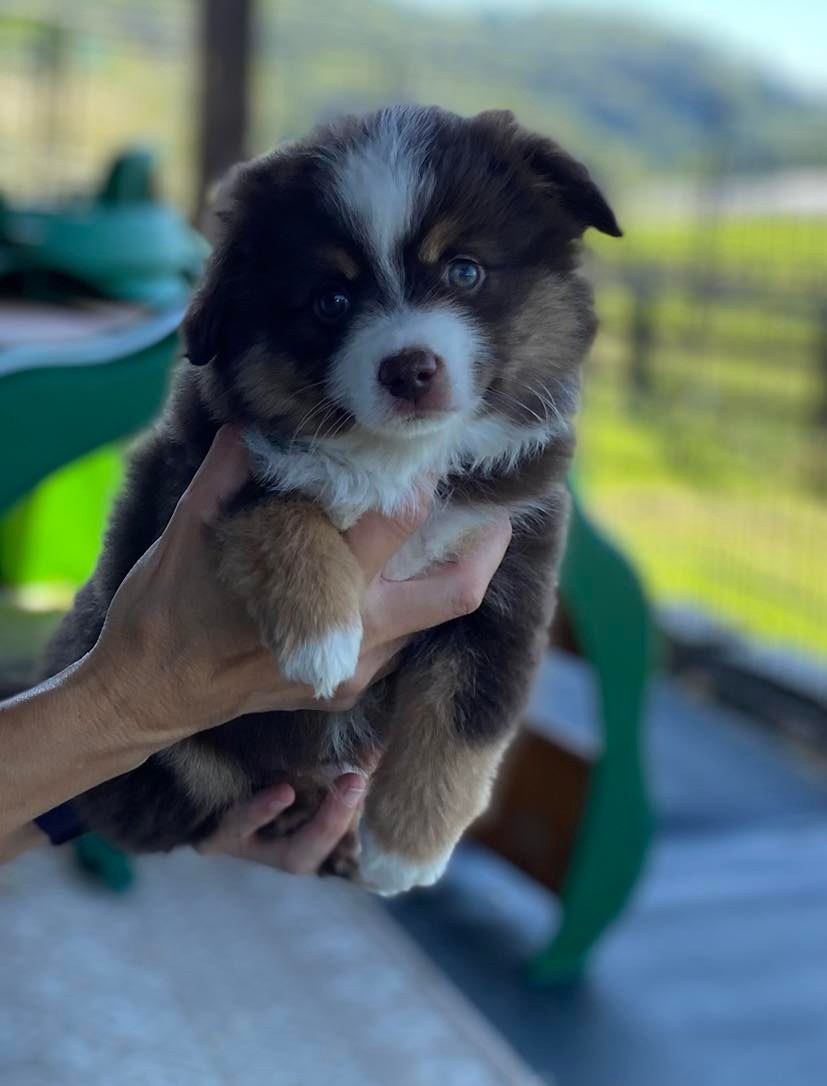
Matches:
[356,827,451,897]
[215,496,366,700]
[280,621,363,700]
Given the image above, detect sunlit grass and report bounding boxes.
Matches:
[590,216,827,291]
[578,335,827,660]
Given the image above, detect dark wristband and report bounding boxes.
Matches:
[34,801,86,846]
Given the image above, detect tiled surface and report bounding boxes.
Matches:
[0,848,540,1086]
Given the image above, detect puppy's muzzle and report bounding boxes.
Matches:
[378,348,450,412]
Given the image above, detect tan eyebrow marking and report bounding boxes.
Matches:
[325,247,361,280]
[418,220,459,265]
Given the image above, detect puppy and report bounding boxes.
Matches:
[43,105,620,894]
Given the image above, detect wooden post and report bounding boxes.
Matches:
[195,0,253,220]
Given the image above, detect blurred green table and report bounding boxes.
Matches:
[0,303,184,584]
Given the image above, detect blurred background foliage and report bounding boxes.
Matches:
[1,0,825,665]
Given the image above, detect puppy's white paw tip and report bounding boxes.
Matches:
[281,622,363,700]
[357,828,451,897]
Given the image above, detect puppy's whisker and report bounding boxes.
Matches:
[288,380,337,434]
[291,378,329,398]
[307,403,341,448]
[506,379,564,431]
[520,382,550,427]
[306,409,336,448]
[319,415,350,444]
[532,380,564,429]
[486,386,545,426]
[294,394,335,428]
[292,398,337,445]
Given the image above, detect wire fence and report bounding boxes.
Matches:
[579,208,827,664]
[0,4,194,206]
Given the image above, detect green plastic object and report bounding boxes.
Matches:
[73,833,135,893]
[0,148,207,306]
[530,491,655,983]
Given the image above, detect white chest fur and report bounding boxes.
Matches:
[245,413,556,576]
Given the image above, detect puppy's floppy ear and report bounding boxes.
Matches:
[199,161,248,244]
[181,254,227,367]
[524,133,622,238]
[183,150,299,367]
[475,110,621,238]
[183,164,248,368]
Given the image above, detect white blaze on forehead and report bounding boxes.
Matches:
[329,303,483,432]
[325,107,435,298]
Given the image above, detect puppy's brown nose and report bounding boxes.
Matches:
[378,349,440,404]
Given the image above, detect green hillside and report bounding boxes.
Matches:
[2,0,826,198]
[255,1,827,183]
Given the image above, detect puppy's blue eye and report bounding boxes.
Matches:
[314,290,351,324]
[446,257,484,291]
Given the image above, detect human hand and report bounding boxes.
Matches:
[89,426,512,754]
[197,774,366,874]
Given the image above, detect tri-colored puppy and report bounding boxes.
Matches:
[43,105,620,894]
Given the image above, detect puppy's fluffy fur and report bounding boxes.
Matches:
[43,106,620,894]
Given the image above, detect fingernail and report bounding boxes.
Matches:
[265,784,293,812]
[339,777,367,809]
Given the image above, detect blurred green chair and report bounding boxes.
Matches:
[532,492,654,982]
[473,489,654,982]
[0,147,204,306]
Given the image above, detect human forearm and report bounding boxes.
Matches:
[0,821,47,863]
[0,652,157,838]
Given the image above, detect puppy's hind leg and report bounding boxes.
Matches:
[354,518,558,896]
[356,650,512,896]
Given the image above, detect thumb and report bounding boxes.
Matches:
[344,485,434,582]
[171,425,252,527]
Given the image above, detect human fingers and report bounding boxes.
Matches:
[343,488,434,583]
[197,782,295,855]
[279,773,366,874]
[366,514,512,642]
[168,425,252,529]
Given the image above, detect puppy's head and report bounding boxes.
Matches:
[184,106,620,444]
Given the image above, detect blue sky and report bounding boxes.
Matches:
[406,0,827,96]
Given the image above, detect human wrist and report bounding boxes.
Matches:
[83,632,259,751]
[0,651,159,837]
[0,821,48,864]
[65,648,163,768]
